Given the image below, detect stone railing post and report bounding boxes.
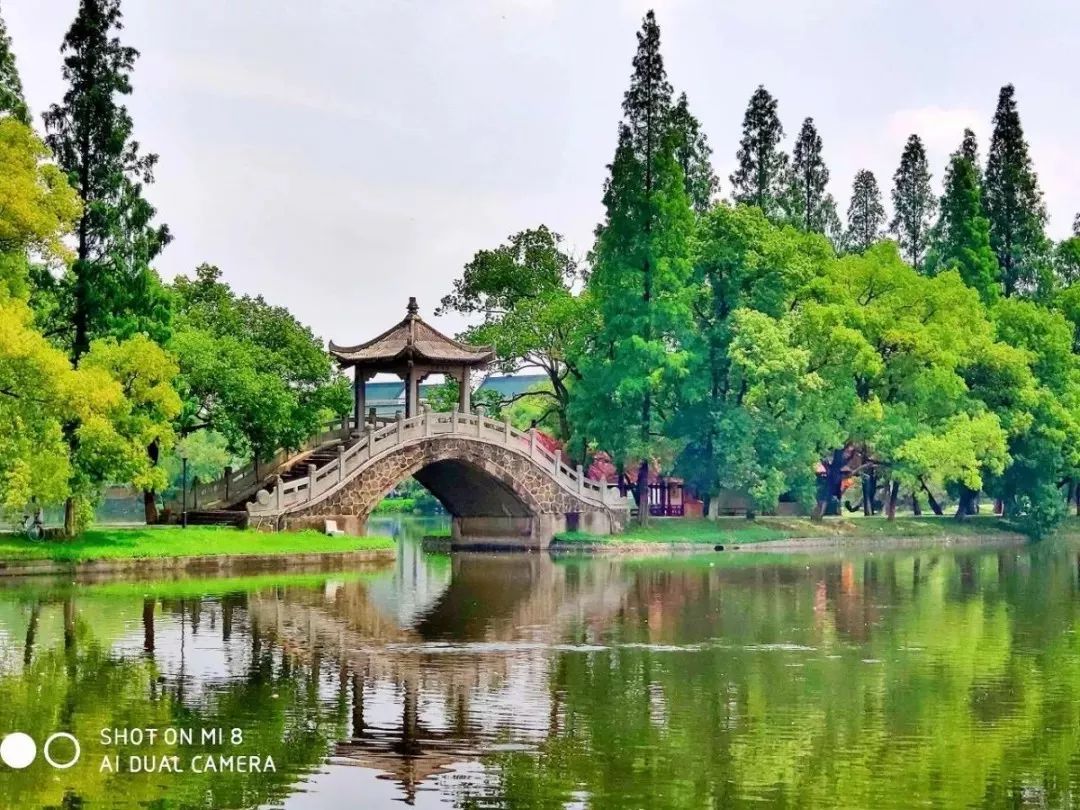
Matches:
[224,466,233,502]
[274,475,283,511]
[476,405,485,437]
[553,449,561,476]
[307,464,317,500]
[577,464,585,494]
[423,404,432,437]
[368,406,377,428]
[341,414,349,434]
[396,411,404,444]
[337,446,345,482]
[529,428,537,457]
[451,407,459,433]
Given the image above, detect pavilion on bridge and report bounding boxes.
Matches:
[329,297,495,426]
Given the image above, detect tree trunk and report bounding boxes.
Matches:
[63,597,76,653]
[815,449,845,518]
[920,482,944,516]
[912,494,922,516]
[702,493,713,521]
[635,459,650,526]
[861,473,875,516]
[63,497,76,538]
[143,439,161,524]
[885,480,900,520]
[955,486,978,520]
[142,598,155,656]
[24,602,40,667]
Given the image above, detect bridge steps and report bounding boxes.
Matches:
[183,510,249,528]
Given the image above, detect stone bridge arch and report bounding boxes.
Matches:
[280,434,624,547]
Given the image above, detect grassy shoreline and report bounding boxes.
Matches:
[0,525,394,564]
[555,515,1080,547]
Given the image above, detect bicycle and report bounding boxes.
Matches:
[20,509,44,541]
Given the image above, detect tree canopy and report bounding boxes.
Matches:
[170,264,350,460]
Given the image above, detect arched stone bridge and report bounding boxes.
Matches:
[245,409,629,547]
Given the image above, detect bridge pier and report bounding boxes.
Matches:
[450,515,557,550]
[451,510,624,550]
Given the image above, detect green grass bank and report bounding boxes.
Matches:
[0,525,394,564]
[555,515,1080,548]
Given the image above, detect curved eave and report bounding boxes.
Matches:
[330,344,496,368]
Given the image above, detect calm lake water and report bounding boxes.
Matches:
[2,518,1080,809]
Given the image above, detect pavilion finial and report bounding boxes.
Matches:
[406,296,419,316]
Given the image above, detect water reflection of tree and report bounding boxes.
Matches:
[0,592,347,810]
[6,546,1080,808]
[462,547,1080,808]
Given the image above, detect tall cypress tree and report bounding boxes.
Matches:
[845,170,885,253]
[571,11,694,524]
[0,2,29,124]
[926,129,1000,303]
[783,116,839,237]
[984,85,1047,297]
[43,0,171,533]
[43,0,171,363]
[890,134,935,271]
[730,85,788,219]
[669,91,717,213]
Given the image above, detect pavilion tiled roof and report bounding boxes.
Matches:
[329,297,495,368]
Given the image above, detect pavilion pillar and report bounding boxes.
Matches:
[353,367,366,431]
[404,366,420,418]
[459,367,471,414]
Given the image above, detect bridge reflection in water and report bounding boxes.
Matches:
[3,529,1080,808]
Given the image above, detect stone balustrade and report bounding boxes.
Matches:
[180,414,396,511]
[246,409,628,518]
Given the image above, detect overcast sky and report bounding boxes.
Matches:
[6,0,1080,346]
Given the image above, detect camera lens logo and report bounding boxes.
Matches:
[0,732,80,770]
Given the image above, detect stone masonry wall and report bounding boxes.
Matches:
[289,437,613,525]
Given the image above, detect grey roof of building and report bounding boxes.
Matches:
[329,297,494,369]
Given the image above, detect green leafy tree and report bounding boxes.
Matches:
[783,117,840,239]
[42,0,171,362]
[669,91,718,213]
[1054,235,1080,286]
[0,120,82,298]
[78,334,180,524]
[800,243,1009,518]
[42,0,175,533]
[0,2,29,124]
[425,377,503,420]
[570,10,694,522]
[979,298,1080,536]
[925,129,1000,303]
[729,85,788,219]
[845,169,886,253]
[437,226,589,443]
[984,84,1048,297]
[0,118,81,516]
[890,134,936,271]
[170,264,351,464]
[676,204,837,515]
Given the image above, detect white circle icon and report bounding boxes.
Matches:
[43,733,80,769]
[0,732,37,769]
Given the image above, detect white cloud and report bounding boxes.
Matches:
[164,53,413,134]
